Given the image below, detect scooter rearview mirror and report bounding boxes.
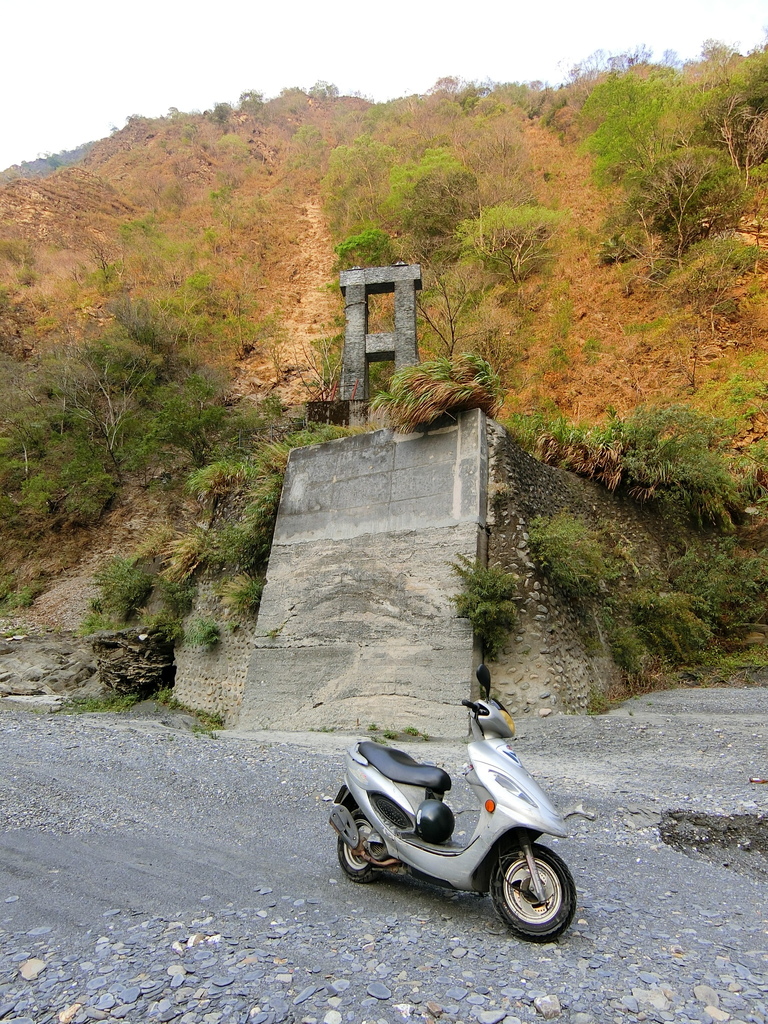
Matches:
[476,664,491,700]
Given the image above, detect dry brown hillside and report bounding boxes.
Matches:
[1,90,766,427]
[1,71,768,623]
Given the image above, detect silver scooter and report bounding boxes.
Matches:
[329,666,576,941]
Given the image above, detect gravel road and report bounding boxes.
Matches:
[0,687,766,1024]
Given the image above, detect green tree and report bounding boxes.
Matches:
[48,339,159,477]
[334,228,394,269]
[308,81,339,100]
[708,93,768,182]
[238,90,264,114]
[458,204,563,282]
[417,262,487,357]
[581,68,698,183]
[322,135,396,235]
[629,147,745,259]
[210,103,232,126]
[153,372,230,467]
[387,149,479,256]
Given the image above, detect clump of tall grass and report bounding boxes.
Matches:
[371,353,504,433]
[162,528,210,583]
[507,405,765,528]
[186,460,256,506]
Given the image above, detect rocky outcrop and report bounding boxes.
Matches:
[89,629,175,697]
[0,633,99,697]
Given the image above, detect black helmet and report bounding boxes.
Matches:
[415,799,455,844]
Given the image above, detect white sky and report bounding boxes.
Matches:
[2,0,766,171]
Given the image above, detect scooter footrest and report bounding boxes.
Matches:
[329,804,359,848]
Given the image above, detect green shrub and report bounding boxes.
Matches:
[158,579,196,617]
[93,557,154,621]
[619,406,740,526]
[60,457,116,524]
[668,539,768,634]
[629,589,712,664]
[1,584,41,610]
[586,686,611,715]
[140,611,185,644]
[605,623,647,674]
[450,555,518,660]
[528,513,614,598]
[166,425,350,589]
[184,617,220,650]
[210,521,272,577]
[0,574,14,604]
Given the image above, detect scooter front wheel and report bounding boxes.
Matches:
[490,844,576,942]
[337,811,381,884]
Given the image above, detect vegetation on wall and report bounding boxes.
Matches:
[450,555,519,660]
[523,501,768,679]
[527,513,616,598]
[371,353,504,432]
[507,405,767,528]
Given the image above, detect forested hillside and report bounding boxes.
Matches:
[1,45,768,667]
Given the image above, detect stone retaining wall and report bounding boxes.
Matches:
[483,422,668,718]
[173,580,251,726]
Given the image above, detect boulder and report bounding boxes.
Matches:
[89,629,175,696]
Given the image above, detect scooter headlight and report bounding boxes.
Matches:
[477,702,515,739]
[500,709,515,737]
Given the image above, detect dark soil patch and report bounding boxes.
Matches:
[660,810,768,881]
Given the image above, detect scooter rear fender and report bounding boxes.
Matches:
[344,749,425,818]
[333,784,356,811]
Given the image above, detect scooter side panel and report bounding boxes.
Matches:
[468,740,569,838]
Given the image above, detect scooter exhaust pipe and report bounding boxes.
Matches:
[330,804,402,868]
[358,850,402,869]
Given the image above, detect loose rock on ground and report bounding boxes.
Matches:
[0,687,766,1024]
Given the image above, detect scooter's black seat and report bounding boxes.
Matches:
[358,741,451,794]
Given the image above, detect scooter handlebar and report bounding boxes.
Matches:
[461,699,480,714]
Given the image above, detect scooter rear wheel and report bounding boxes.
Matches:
[337,811,381,884]
[490,843,576,942]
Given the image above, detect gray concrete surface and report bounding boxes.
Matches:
[339,264,421,400]
[239,411,488,735]
[0,686,766,1024]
